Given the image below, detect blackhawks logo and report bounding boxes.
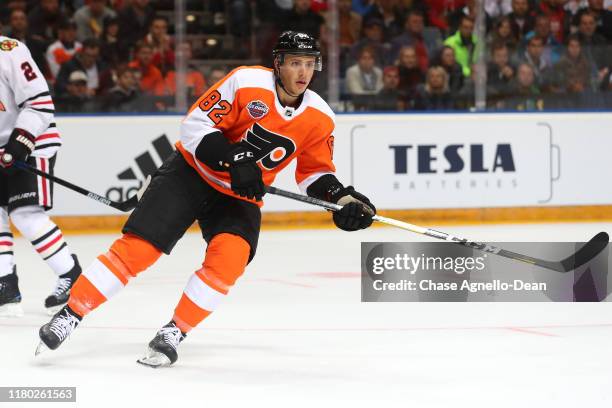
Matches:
[0,40,18,51]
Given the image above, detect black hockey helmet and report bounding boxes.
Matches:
[272,31,322,71]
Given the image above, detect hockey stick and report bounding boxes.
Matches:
[13,160,139,212]
[265,185,609,273]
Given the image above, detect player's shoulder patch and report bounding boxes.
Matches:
[246,100,269,119]
[0,39,19,51]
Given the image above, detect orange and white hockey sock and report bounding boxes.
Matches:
[173,233,250,333]
[68,233,162,317]
[10,206,74,276]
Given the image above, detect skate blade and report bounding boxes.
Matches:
[136,348,172,368]
[0,302,24,318]
[35,341,50,356]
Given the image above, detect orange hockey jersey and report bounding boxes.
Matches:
[176,65,336,205]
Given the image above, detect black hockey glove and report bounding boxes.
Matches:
[1,128,35,169]
[224,142,265,201]
[329,186,376,232]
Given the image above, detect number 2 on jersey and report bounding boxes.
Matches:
[21,62,38,81]
[198,90,231,125]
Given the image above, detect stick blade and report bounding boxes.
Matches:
[557,232,609,272]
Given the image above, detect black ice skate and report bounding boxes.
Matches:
[36,305,82,355]
[0,267,23,317]
[137,321,186,368]
[45,255,82,314]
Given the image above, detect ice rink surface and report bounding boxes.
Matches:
[1,222,611,408]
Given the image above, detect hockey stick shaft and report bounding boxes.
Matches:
[14,160,138,212]
[265,186,608,272]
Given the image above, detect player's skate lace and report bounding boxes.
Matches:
[48,311,80,341]
[159,325,183,351]
[51,277,72,297]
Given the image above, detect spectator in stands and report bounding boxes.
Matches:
[577,11,610,69]
[448,0,492,34]
[280,0,326,40]
[390,9,441,72]
[5,9,50,78]
[144,16,175,75]
[487,42,515,97]
[396,46,424,98]
[206,66,228,90]
[337,0,362,47]
[164,42,206,99]
[520,36,551,86]
[551,34,598,92]
[413,66,454,110]
[28,0,68,45]
[54,70,96,113]
[573,0,612,40]
[46,20,82,80]
[538,0,571,44]
[73,0,116,41]
[55,38,106,97]
[101,66,147,112]
[443,15,477,77]
[487,16,519,56]
[117,0,156,54]
[362,0,403,41]
[352,0,376,16]
[99,16,127,68]
[371,65,404,110]
[350,17,389,67]
[507,0,535,40]
[128,41,165,96]
[504,63,543,110]
[0,0,27,27]
[433,45,464,93]
[346,46,384,97]
[524,14,562,67]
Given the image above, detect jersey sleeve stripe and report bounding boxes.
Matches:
[36,133,60,141]
[31,107,55,114]
[29,100,54,106]
[17,91,51,108]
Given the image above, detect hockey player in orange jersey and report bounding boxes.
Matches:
[37,31,376,367]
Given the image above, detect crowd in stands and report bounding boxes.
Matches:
[1,0,612,112]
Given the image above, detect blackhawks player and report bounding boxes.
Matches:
[37,31,375,366]
[0,36,81,317]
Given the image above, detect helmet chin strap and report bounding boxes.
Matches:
[276,77,303,98]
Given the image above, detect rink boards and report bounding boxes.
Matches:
[47,112,612,230]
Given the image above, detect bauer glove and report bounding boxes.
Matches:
[329,186,376,231]
[224,142,265,201]
[1,128,35,169]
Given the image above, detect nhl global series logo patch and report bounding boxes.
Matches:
[246,100,269,119]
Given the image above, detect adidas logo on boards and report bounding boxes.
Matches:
[105,134,175,202]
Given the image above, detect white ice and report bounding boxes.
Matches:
[2,222,611,408]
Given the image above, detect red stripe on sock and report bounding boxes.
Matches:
[36,234,62,253]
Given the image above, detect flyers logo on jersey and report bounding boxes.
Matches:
[244,122,295,170]
[0,40,18,51]
[0,101,5,111]
[246,100,269,119]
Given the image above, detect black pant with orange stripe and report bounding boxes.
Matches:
[123,151,261,261]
